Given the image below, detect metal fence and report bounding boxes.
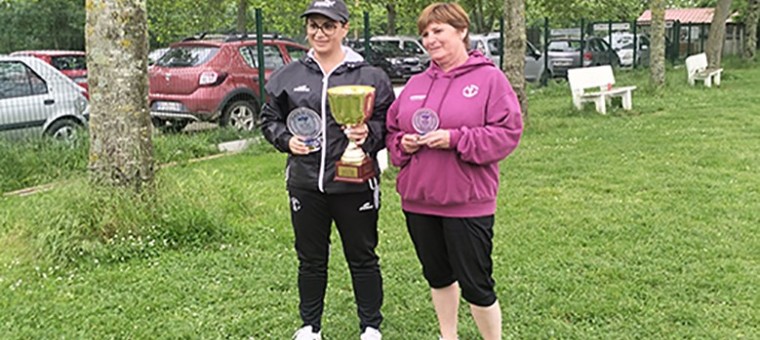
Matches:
[2,6,757,140]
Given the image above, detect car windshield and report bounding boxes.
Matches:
[155,46,218,67]
[548,40,582,52]
[369,41,404,55]
[487,38,502,56]
[51,56,86,71]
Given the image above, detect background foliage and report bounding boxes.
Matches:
[0,0,751,53]
[1,59,758,338]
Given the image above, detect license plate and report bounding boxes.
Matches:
[154,101,183,112]
[410,66,422,72]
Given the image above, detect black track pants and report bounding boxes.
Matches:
[288,187,383,332]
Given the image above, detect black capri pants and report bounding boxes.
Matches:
[403,211,497,307]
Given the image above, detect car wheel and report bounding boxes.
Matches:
[152,118,188,133]
[45,118,82,141]
[221,100,258,130]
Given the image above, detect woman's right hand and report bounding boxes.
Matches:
[401,133,421,154]
[289,136,310,155]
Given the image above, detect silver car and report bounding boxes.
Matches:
[469,33,549,83]
[0,56,88,140]
[547,37,620,77]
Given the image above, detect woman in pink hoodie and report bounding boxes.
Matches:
[385,3,523,339]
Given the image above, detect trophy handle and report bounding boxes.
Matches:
[362,91,375,122]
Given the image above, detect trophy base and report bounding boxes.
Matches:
[335,158,375,183]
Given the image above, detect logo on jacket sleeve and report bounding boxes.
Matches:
[462,84,479,98]
[290,197,302,212]
[358,201,374,212]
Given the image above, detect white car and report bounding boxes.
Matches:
[604,33,650,67]
[0,56,89,140]
[469,33,549,83]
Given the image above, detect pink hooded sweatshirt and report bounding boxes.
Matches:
[386,50,523,217]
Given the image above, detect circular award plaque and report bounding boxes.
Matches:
[287,107,322,151]
[412,108,440,135]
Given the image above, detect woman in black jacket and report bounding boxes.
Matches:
[258,1,394,339]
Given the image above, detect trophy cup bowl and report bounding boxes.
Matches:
[327,85,376,183]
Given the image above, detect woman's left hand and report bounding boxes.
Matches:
[418,129,451,149]
[345,124,369,145]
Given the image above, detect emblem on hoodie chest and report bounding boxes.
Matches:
[462,84,479,98]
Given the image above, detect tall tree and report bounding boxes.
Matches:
[650,0,666,87]
[744,0,759,60]
[386,3,397,35]
[705,0,733,68]
[86,0,154,191]
[237,0,248,33]
[504,0,527,117]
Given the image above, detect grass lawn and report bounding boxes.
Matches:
[1,62,758,339]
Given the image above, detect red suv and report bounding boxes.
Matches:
[9,50,88,95]
[148,34,308,132]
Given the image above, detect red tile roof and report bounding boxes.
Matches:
[638,8,735,24]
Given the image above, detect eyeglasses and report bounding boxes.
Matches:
[306,21,342,36]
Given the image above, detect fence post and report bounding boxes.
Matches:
[632,20,638,69]
[687,24,692,56]
[701,24,705,53]
[608,20,613,50]
[580,18,585,67]
[672,20,681,63]
[363,12,370,59]
[542,17,549,86]
[499,16,505,70]
[256,8,265,104]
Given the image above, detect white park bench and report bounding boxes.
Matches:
[685,53,722,87]
[567,65,637,114]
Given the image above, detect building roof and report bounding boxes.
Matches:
[637,8,735,24]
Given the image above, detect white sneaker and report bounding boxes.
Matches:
[293,325,321,340]
[360,327,382,340]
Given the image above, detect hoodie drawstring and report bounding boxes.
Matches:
[419,74,456,115]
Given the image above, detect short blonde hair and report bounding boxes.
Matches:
[417,2,470,48]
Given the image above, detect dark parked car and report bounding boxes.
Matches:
[348,40,424,81]
[148,33,307,132]
[547,37,620,77]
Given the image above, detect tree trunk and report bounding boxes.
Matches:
[473,0,485,33]
[86,0,154,192]
[237,0,248,33]
[706,0,733,68]
[386,3,396,35]
[504,0,527,119]
[744,0,759,60]
[650,0,666,87]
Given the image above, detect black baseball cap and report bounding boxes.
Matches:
[301,0,349,23]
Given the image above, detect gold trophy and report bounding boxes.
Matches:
[327,85,376,183]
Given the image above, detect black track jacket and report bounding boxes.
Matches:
[260,47,395,194]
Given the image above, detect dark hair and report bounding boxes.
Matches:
[417,3,470,48]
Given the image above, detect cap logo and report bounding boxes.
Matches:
[313,0,335,7]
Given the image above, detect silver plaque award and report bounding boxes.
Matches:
[287,107,322,152]
[412,108,440,135]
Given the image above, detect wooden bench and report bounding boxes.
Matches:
[567,65,637,114]
[685,53,722,87]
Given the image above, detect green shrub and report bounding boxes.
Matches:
[22,178,230,267]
